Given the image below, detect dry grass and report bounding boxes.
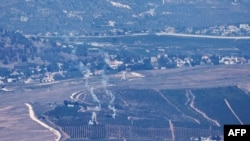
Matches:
[0,104,55,141]
[237,83,250,93]
[119,64,250,89]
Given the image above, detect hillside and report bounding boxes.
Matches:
[0,0,249,35]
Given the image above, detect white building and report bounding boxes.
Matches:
[41,72,54,83]
[219,56,238,65]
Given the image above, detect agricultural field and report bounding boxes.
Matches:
[28,84,250,141]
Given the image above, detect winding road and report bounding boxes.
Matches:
[187,90,221,127]
[25,103,62,141]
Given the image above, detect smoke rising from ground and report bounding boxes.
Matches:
[90,87,101,111]
[81,51,117,122]
[88,112,99,125]
[102,71,117,119]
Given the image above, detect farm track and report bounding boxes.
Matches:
[154,89,200,124]
[25,103,62,141]
[224,99,243,125]
[185,92,191,106]
[0,105,13,111]
[187,90,220,127]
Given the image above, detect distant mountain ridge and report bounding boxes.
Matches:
[0,0,249,34]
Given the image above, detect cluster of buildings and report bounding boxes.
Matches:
[150,53,248,69]
[194,24,250,36]
[0,63,64,86]
[0,49,249,86]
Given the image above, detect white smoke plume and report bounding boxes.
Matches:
[88,119,94,125]
[88,112,99,125]
[106,90,116,119]
[84,51,117,121]
[79,61,85,72]
[109,105,116,119]
[83,66,101,125]
[81,63,92,91]
[102,71,116,119]
[108,91,115,105]
[90,87,101,111]
[84,78,89,89]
